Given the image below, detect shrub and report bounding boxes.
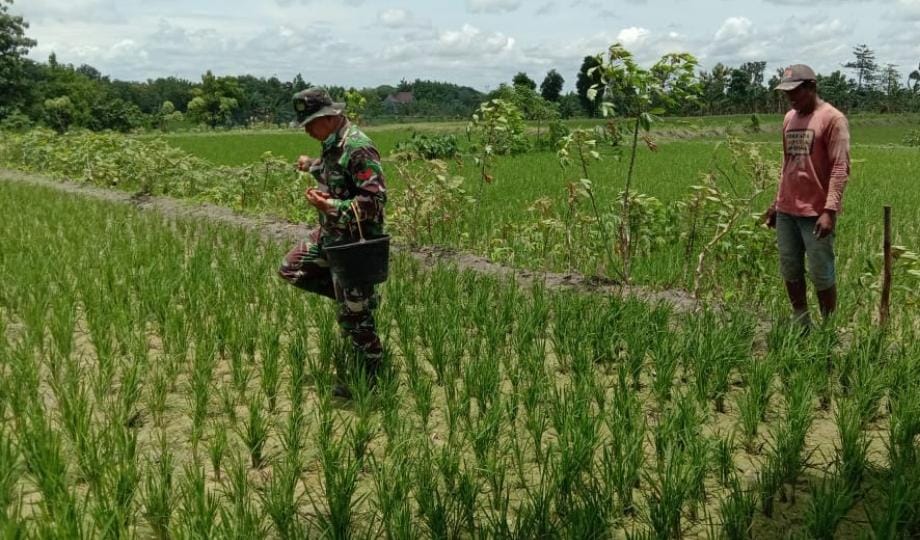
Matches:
[393,132,460,159]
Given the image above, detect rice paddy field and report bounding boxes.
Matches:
[1,113,920,538]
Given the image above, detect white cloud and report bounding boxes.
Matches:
[382,24,515,63]
[616,26,650,46]
[13,0,915,92]
[466,0,522,13]
[702,15,853,75]
[14,0,124,23]
[714,16,753,41]
[377,8,429,29]
[379,8,411,27]
[897,0,920,18]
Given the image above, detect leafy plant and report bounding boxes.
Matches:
[393,132,461,159]
[590,43,700,279]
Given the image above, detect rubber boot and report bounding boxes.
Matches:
[784,280,811,333]
[817,285,837,321]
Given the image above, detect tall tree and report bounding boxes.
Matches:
[576,55,604,116]
[910,62,920,92]
[907,64,920,92]
[0,0,37,116]
[844,44,878,90]
[699,63,730,114]
[186,70,243,127]
[512,72,536,91]
[539,69,564,102]
[816,70,854,111]
[882,64,901,96]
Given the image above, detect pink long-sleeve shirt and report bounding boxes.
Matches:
[775,100,851,216]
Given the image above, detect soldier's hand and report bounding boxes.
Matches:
[296,155,315,172]
[762,206,777,229]
[306,188,334,214]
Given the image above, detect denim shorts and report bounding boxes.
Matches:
[776,212,836,291]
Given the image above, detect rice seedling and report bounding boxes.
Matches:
[370,449,414,540]
[259,326,282,413]
[835,397,871,493]
[549,382,600,514]
[310,402,367,539]
[803,473,854,540]
[175,462,220,539]
[0,426,22,525]
[714,432,737,487]
[643,443,697,540]
[240,393,269,469]
[735,354,775,453]
[261,454,305,540]
[603,367,648,517]
[761,369,816,511]
[2,174,918,537]
[141,439,175,540]
[865,469,920,539]
[716,474,757,540]
[208,421,228,481]
[217,453,266,538]
[649,330,679,405]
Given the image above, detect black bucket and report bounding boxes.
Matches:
[324,235,390,288]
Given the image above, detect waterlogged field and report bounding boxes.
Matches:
[2,180,919,538]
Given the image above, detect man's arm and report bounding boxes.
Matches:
[813,115,850,238]
[823,115,850,213]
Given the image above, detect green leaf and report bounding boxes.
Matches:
[639,112,653,132]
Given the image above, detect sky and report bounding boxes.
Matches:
[12,0,920,91]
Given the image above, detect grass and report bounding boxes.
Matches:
[1,178,919,537]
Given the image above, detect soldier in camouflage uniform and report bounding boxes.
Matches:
[278,88,386,399]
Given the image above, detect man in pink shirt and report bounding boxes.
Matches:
[763,64,851,327]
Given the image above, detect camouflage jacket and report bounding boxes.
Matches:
[308,121,386,244]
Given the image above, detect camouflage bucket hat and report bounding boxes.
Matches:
[774,64,817,91]
[292,87,345,128]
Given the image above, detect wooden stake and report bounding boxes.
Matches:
[880,206,892,326]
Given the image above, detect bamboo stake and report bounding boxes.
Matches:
[880,206,892,326]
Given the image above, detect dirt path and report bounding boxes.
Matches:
[2,168,702,313]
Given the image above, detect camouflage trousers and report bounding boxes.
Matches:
[278,229,383,374]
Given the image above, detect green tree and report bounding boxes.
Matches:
[0,0,37,118]
[700,63,730,114]
[576,55,604,116]
[88,97,144,132]
[540,69,564,102]
[512,71,536,91]
[187,70,243,127]
[156,100,183,131]
[816,71,853,111]
[36,54,98,129]
[909,62,920,93]
[43,96,74,132]
[591,43,700,279]
[844,44,878,90]
[344,87,367,124]
[558,92,582,118]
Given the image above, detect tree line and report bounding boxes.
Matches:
[2,0,918,133]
